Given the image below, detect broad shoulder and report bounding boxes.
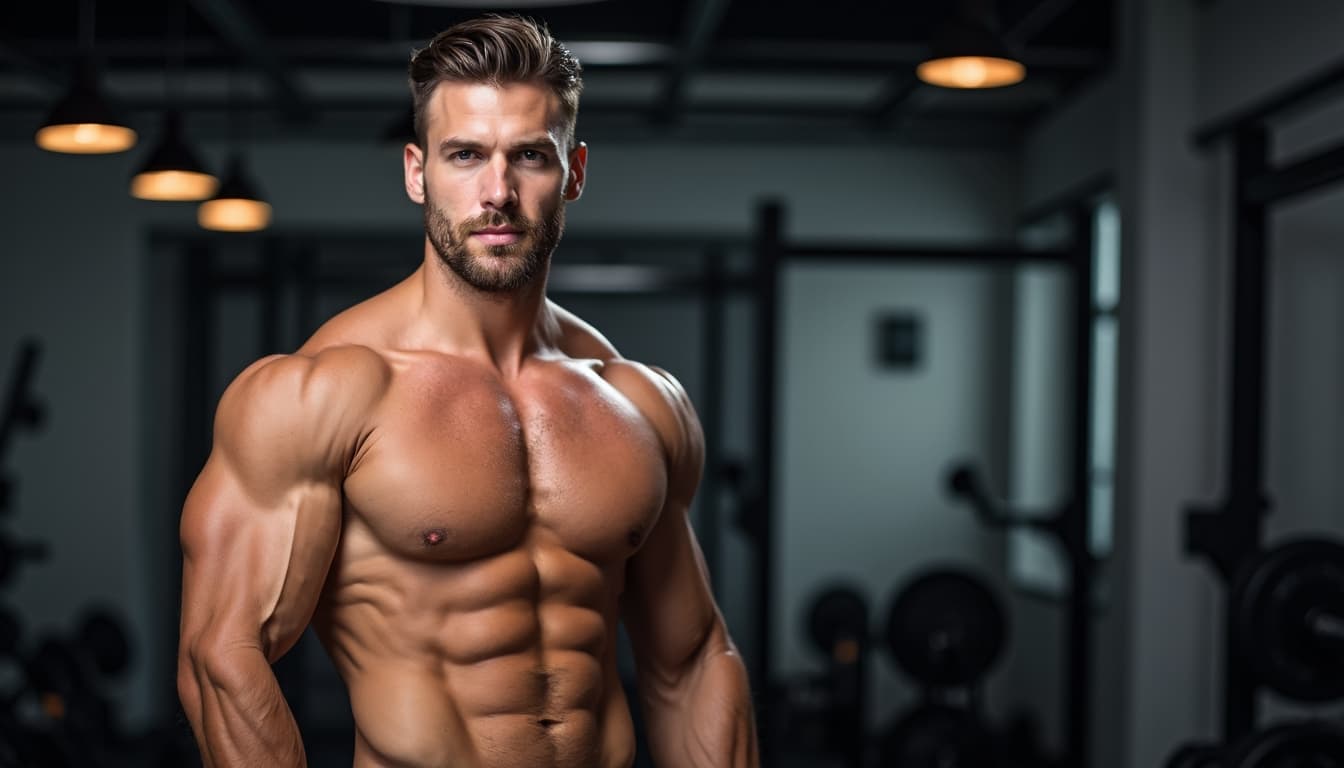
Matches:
[215,346,391,480]
[599,359,703,484]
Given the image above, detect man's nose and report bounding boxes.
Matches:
[480,158,517,210]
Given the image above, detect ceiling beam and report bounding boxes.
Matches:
[186,0,311,121]
[5,37,1104,75]
[868,77,923,129]
[0,42,60,92]
[1004,0,1079,46]
[653,0,734,123]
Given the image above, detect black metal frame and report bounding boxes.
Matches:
[1185,58,1344,742]
[752,200,1092,766]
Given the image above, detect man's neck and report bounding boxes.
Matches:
[409,247,559,377]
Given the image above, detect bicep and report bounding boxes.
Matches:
[180,453,342,663]
[621,499,722,683]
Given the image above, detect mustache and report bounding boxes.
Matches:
[456,210,532,235]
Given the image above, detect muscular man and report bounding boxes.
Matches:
[176,15,757,768]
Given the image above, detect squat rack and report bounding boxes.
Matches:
[1185,54,1344,743]
[750,200,1093,766]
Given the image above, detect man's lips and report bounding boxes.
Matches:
[472,227,523,245]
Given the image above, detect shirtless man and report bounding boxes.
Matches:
[176,15,756,768]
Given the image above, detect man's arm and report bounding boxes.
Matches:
[177,348,384,767]
[617,365,758,768]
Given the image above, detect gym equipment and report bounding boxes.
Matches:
[1166,720,1344,768]
[0,340,46,515]
[75,609,131,681]
[876,566,1016,768]
[1229,720,1344,767]
[1231,537,1344,702]
[0,532,49,589]
[879,703,996,768]
[1189,71,1344,740]
[0,605,19,658]
[885,567,1008,689]
[798,583,869,768]
[809,585,870,663]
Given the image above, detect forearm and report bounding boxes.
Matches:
[640,639,758,768]
[180,646,306,768]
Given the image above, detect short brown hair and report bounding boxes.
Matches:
[408,15,583,150]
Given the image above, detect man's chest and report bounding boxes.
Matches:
[340,358,669,565]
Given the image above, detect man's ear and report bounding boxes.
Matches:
[564,141,588,202]
[404,142,426,204]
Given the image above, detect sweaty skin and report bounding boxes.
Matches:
[177,79,757,768]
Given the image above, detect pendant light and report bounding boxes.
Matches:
[131,3,217,200]
[917,0,1026,90]
[198,155,272,232]
[35,0,137,154]
[199,70,271,232]
[131,110,218,200]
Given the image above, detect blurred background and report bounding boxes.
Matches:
[1,0,1342,766]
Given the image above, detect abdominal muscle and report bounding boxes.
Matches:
[311,527,638,768]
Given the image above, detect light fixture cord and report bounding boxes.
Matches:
[168,0,187,106]
[79,0,95,54]
[226,63,243,156]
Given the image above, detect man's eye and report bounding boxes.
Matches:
[520,150,547,163]
[452,150,476,162]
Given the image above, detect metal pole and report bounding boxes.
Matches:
[700,248,725,596]
[1064,205,1096,767]
[751,201,783,747]
[1222,125,1271,742]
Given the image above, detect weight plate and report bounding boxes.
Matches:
[806,584,870,658]
[886,567,1007,689]
[1229,720,1344,768]
[1232,538,1344,702]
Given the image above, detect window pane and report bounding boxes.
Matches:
[1090,316,1119,470]
[1093,198,1121,309]
[1090,481,1114,557]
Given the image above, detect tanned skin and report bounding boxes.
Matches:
[177,80,757,768]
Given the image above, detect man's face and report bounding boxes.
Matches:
[403,81,586,294]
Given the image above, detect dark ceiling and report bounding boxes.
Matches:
[1,0,1115,146]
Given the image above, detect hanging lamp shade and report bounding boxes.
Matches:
[198,154,272,232]
[130,110,218,200]
[35,56,138,154]
[917,13,1025,89]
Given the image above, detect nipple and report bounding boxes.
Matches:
[422,527,448,547]
[626,528,644,549]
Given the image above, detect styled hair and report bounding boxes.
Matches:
[408,15,583,150]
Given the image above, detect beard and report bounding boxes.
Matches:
[424,192,565,294]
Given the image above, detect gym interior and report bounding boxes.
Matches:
[1,0,1342,765]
